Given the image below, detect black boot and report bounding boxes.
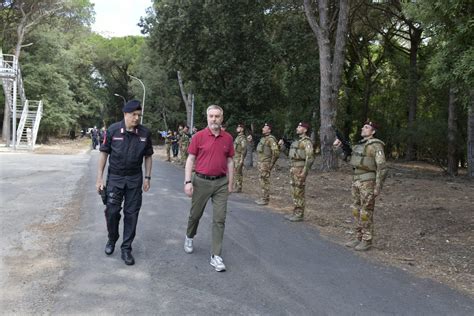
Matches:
[104,240,115,255]
[121,250,135,265]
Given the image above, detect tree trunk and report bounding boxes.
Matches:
[304,0,350,171]
[162,108,169,131]
[447,87,458,176]
[363,79,372,121]
[2,12,28,143]
[244,137,254,168]
[319,42,338,170]
[405,27,422,160]
[177,71,192,126]
[468,89,474,178]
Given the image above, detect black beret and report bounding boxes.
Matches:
[123,100,141,113]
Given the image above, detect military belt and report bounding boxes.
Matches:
[290,160,306,167]
[353,172,376,182]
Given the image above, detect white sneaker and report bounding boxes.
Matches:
[184,236,193,254]
[210,255,226,272]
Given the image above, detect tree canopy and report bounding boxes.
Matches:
[1,0,472,176]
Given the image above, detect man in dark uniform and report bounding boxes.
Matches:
[96,100,154,265]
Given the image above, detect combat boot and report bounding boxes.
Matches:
[286,210,304,222]
[255,199,268,205]
[344,239,361,248]
[284,213,294,220]
[287,214,304,222]
[354,240,372,251]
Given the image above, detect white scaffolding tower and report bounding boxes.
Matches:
[0,51,43,150]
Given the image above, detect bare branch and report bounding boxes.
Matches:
[303,0,321,43]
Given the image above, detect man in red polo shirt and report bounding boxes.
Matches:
[183,104,234,272]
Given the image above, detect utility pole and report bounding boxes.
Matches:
[128,74,146,124]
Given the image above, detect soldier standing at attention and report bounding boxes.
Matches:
[233,123,247,193]
[165,130,173,162]
[279,122,314,222]
[333,120,387,251]
[180,125,191,166]
[255,123,280,205]
[96,100,154,265]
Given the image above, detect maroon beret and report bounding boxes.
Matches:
[298,122,310,129]
[365,120,379,130]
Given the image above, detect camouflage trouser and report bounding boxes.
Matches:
[258,161,271,202]
[290,166,306,216]
[181,151,188,166]
[165,143,171,161]
[351,179,376,241]
[233,159,244,192]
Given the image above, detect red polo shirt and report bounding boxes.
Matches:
[188,127,235,176]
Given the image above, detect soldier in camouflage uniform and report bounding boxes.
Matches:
[233,123,247,193]
[180,125,190,166]
[333,121,387,251]
[279,122,315,222]
[164,130,173,162]
[255,123,280,205]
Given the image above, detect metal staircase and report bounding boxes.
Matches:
[0,51,43,150]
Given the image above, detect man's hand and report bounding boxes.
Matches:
[374,187,380,197]
[96,179,104,193]
[333,139,342,147]
[228,183,233,194]
[143,179,151,192]
[184,183,193,197]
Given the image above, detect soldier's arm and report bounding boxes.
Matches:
[241,138,248,162]
[303,141,315,175]
[270,139,280,167]
[371,143,387,195]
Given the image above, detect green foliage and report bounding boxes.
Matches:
[145,0,320,137]
[1,0,471,170]
[15,1,105,138]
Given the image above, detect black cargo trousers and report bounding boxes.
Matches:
[105,172,143,251]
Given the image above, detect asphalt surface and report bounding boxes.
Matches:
[1,150,473,315]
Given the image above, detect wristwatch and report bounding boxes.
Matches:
[145,176,151,180]
[184,180,192,184]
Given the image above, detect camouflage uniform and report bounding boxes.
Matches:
[346,137,387,244]
[180,132,190,165]
[164,131,172,161]
[256,134,280,203]
[233,132,247,192]
[285,135,314,221]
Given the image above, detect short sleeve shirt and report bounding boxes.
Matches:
[188,127,234,176]
[100,120,154,176]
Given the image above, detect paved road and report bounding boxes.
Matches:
[1,151,473,315]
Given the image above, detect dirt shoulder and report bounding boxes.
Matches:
[29,140,474,298]
[155,145,474,298]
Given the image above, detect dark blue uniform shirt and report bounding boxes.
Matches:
[100,120,154,177]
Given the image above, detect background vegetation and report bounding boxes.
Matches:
[1,0,472,176]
